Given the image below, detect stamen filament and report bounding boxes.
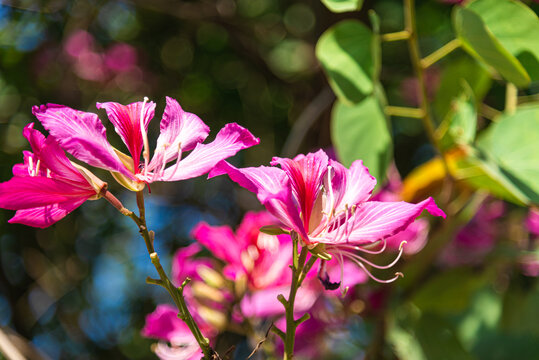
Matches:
[344,242,406,270]
[140,97,150,176]
[28,156,34,176]
[34,159,41,177]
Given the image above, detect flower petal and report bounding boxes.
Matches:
[7,197,89,228]
[271,150,328,229]
[240,286,318,317]
[191,222,244,268]
[96,100,156,170]
[334,159,377,210]
[32,104,130,178]
[148,97,210,171]
[0,176,94,210]
[159,123,259,181]
[341,197,445,245]
[208,161,309,242]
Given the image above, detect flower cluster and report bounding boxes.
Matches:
[0,97,258,226]
[209,150,445,286]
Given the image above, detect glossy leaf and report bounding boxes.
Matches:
[316,20,378,104]
[453,152,531,206]
[331,95,392,183]
[467,0,539,82]
[476,104,539,204]
[453,6,530,87]
[321,0,363,13]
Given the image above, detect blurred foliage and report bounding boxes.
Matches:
[0,0,538,359]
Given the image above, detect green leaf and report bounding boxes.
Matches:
[331,95,392,183]
[453,6,530,87]
[415,314,475,360]
[476,104,539,204]
[321,0,363,13]
[437,81,477,151]
[412,268,486,314]
[316,20,378,104]
[456,288,503,349]
[389,310,474,360]
[453,152,530,206]
[259,225,289,236]
[467,0,539,81]
[433,57,491,121]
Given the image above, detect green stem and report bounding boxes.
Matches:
[404,0,454,202]
[420,38,461,69]
[122,190,217,359]
[381,30,410,42]
[283,235,309,360]
[505,82,517,115]
[385,106,424,119]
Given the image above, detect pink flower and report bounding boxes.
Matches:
[142,304,215,360]
[209,150,445,286]
[0,124,105,228]
[372,166,430,255]
[526,208,539,237]
[440,199,504,266]
[191,212,319,317]
[32,97,259,190]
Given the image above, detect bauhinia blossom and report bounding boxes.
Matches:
[0,124,105,228]
[191,211,319,317]
[142,304,216,360]
[209,149,445,286]
[32,96,259,190]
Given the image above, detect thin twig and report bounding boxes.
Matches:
[281,87,335,158]
[247,324,274,359]
[420,38,461,69]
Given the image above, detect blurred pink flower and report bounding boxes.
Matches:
[104,43,138,72]
[191,211,319,317]
[526,208,539,236]
[142,304,215,360]
[440,199,505,266]
[64,30,107,82]
[32,97,259,188]
[64,30,95,58]
[401,68,440,107]
[171,243,214,284]
[0,124,104,228]
[209,150,445,288]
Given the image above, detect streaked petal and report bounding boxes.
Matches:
[0,176,94,210]
[32,104,130,178]
[271,150,328,229]
[342,197,445,245]
[23,124,88,182]
[335,159,376,210]
[148,97,209,170]
[208,161,309,242]
[160,123,259,181]
[191,222,243,268]
[96,100,156,170]
[8,197,88,228]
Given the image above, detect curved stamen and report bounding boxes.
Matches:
[341,251,403,284]
[34,159,41,177]
[332,238,388,255]
[28,156,34,176]
[167,143,183,180]
[343,240,407,270]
